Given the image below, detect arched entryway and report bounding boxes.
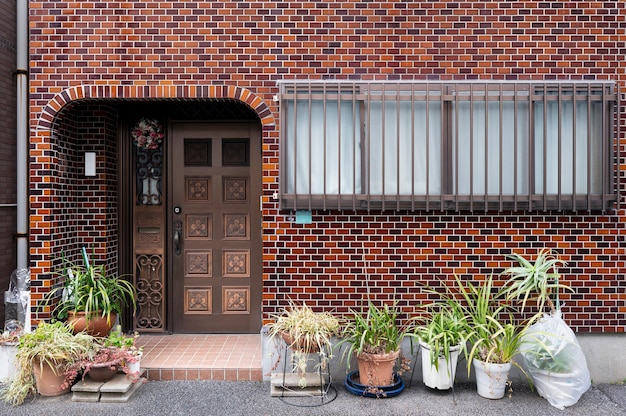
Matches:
[32,85,274,335]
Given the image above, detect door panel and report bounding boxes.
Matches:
[170,123,262,333]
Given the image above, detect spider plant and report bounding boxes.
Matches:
[501,248,572,313]
[439,275,539,373]
[338,301,406,359]
[411,301,468,371]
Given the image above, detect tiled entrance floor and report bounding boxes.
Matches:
[136,334,263,382]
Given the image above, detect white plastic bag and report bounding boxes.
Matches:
[520,310,591,409]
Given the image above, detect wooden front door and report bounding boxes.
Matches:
[170,122,262,333]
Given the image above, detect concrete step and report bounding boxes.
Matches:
[71,372,145,403]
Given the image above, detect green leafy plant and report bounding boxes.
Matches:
[501,248,572,313]
[1,322,98,406]
[339,301,407,360]
[104,325,143,358]
[44,252,136,325]
[438,275,539,376]
[410,301,468,371]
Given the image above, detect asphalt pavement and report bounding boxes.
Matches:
[1,379,626,416]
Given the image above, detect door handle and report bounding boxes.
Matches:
[173,221,183,255]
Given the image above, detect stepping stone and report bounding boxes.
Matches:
[71,378,104,402]
[100,373,135,394]
[100,378,145,403]
[70,371,146,403]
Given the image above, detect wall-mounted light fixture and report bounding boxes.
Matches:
[84,152,96,177]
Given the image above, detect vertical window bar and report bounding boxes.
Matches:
[528,85,535,212]
[513,84,519,211]
[410,83,416,211]
[440,84,446,210]
[558,82,564,212]
[454,85,460,211]
[597,83,604,212]
[363,85,372,212]
[292,85,299,211]
[469,84,474,211]
[307,82,313,211]
[605,84,612,210]
[572,83,578,212]
[483,84,489,213]
[616,82,622,209]
[278,83,287,208]
[352,84,358,211]
[335,85,341,210]
[425,83,431,212]
[381,84,387,212]
[323,82,329,210]
[396,83,401,211]
[542,83,548,211]
[499,83,504,212]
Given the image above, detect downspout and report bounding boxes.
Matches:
[16,0,28,269]
[16,0,30,330]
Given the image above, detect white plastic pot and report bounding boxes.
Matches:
[473,358,511,399]
[420,341,460,390]
[0,343,18,380]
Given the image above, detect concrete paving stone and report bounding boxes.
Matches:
[71,378,104,393]
[99,378,145,403]
[99,373,135,394]
[70,390,100,402]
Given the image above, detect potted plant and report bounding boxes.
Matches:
[45,249,136,337]
[339,301,408,389]
[70,345,130,383]
[1,322,98,406]
[441,274,539,399]
[410,301,467,390]
[267,300,341,388]
[104,325,144,380]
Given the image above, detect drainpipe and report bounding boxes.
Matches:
[16,0,28,270]
[16,0,30,330]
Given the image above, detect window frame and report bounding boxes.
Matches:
[277,80,619,212]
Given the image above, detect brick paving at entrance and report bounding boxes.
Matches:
[136,334,262,382]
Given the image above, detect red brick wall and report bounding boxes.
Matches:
[27,1,625,332]
[30,103,119,320]
[0,0,17,325]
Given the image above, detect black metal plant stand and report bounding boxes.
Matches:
[274,342,337,407]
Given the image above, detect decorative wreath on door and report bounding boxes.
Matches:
[132,118,164,150]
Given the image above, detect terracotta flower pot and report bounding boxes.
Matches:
[87,361,120,382]
[32,359,71,397]
[280,332,320,353]
[67,311,116,337]
[356,350,400,387]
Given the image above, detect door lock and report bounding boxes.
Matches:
[174,206,182,215]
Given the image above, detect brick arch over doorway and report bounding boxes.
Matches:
[29,84,275,325]
[35,84,276,131]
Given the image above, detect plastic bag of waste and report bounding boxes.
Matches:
[519,310,591,410]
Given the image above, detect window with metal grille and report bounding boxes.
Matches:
[278,80,619,212]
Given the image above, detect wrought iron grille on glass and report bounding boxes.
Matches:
[136,147,163,205]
